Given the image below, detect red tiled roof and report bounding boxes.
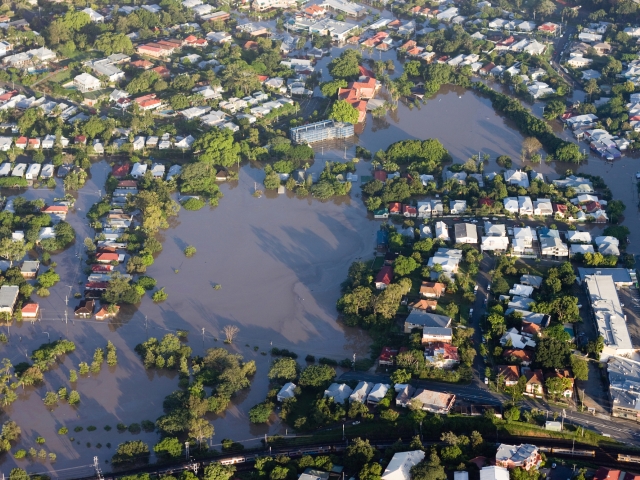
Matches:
[91,264,113,272]
[21,303,39,314]
[131,59,153,69]
[389,202,401,214]
[374,170,387,182]
[379,346,398,362]
[497,365,520,382]
[595,468,621,480]
[97,253,118,261]
[41,205,68,213]
[375,266,393,285]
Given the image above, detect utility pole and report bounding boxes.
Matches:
[202,327,205,350]
[185,442,189,460]
[94,457,103,480]
[145,315,148,339]
[352,353,356,370]
[64,310,68,336]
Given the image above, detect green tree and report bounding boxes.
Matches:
[390,368,411,384]
[9,469,29,480]
[268,357,299,382]
[204,463,236,480]
[298,365,335,388]
[94,33,134,55]
[394,255,419,276]
[192,129,241,167]
[320,79,348,97]
[545,376,572,401]
[344,438,375,471]
[504,405,521,423]
[536,338,571,369]
[328,49,362,79]
[112,440,150,464]
[249,402,273,423]
[543,99,566,120]
[154,437,182,458]
[329,100,360,124]
[570,355,589,381]
[410,453,447,480]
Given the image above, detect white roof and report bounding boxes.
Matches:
[566,231,592,243]
[367,383,390,403]
[513,226,534,239]
[480,467,509,480]
[509,284,534,297]
[349,381,374,403]
[277,382,296,401]
[382,450,425,480]
[323,383,353,403]
[586,274,632,353]
[571,244,594,254]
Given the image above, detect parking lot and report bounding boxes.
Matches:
[619,285,640,347]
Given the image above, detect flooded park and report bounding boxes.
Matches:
[0,76,639,475]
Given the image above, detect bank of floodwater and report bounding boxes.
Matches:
[0,80,637,475]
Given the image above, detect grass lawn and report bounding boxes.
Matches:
[48,69,73,84]
[372,256,384,270]
[58,50,102,66]
[501,421,620,447]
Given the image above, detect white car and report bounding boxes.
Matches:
[487,283,491,291]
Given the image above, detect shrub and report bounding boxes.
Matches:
[116,423,127,432]
[182,197,205,210]
[14,449,26,459]
[35,437,45,444]
[141,420,155,433]
[271,347,298,359]
[58,427,68,435]
[36,288,50,297]
[184,245,196,257]
[128,423,141,434]
[136,276,157,290]
[249,402,274,423]
[319,357,338,366]
[305,355,315,362]
[152,288,168,303]
[104,426,111,431]
[87,426,96,431]
[74,426,83,432]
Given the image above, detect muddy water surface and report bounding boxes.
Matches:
[1,80,639,476]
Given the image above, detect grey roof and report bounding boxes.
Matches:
[0,285,18,310]
[21,260,39,274]
[405,310,451,328]
[299,469,330,480]
[520,275,543,289]
[585,274,632,352]
[395,384,416,407]
[484,222,506,236]
[422,327,453,337]
[578,268,632,285]
[454,223,478,241]
[607,356,640,389]
[495,444,538,466]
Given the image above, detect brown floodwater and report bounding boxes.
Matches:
[1,80,638,476]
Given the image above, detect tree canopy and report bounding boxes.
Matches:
[193,129,241,167]
[329,100,360,124]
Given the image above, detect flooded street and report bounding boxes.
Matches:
[0,77,638,475]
